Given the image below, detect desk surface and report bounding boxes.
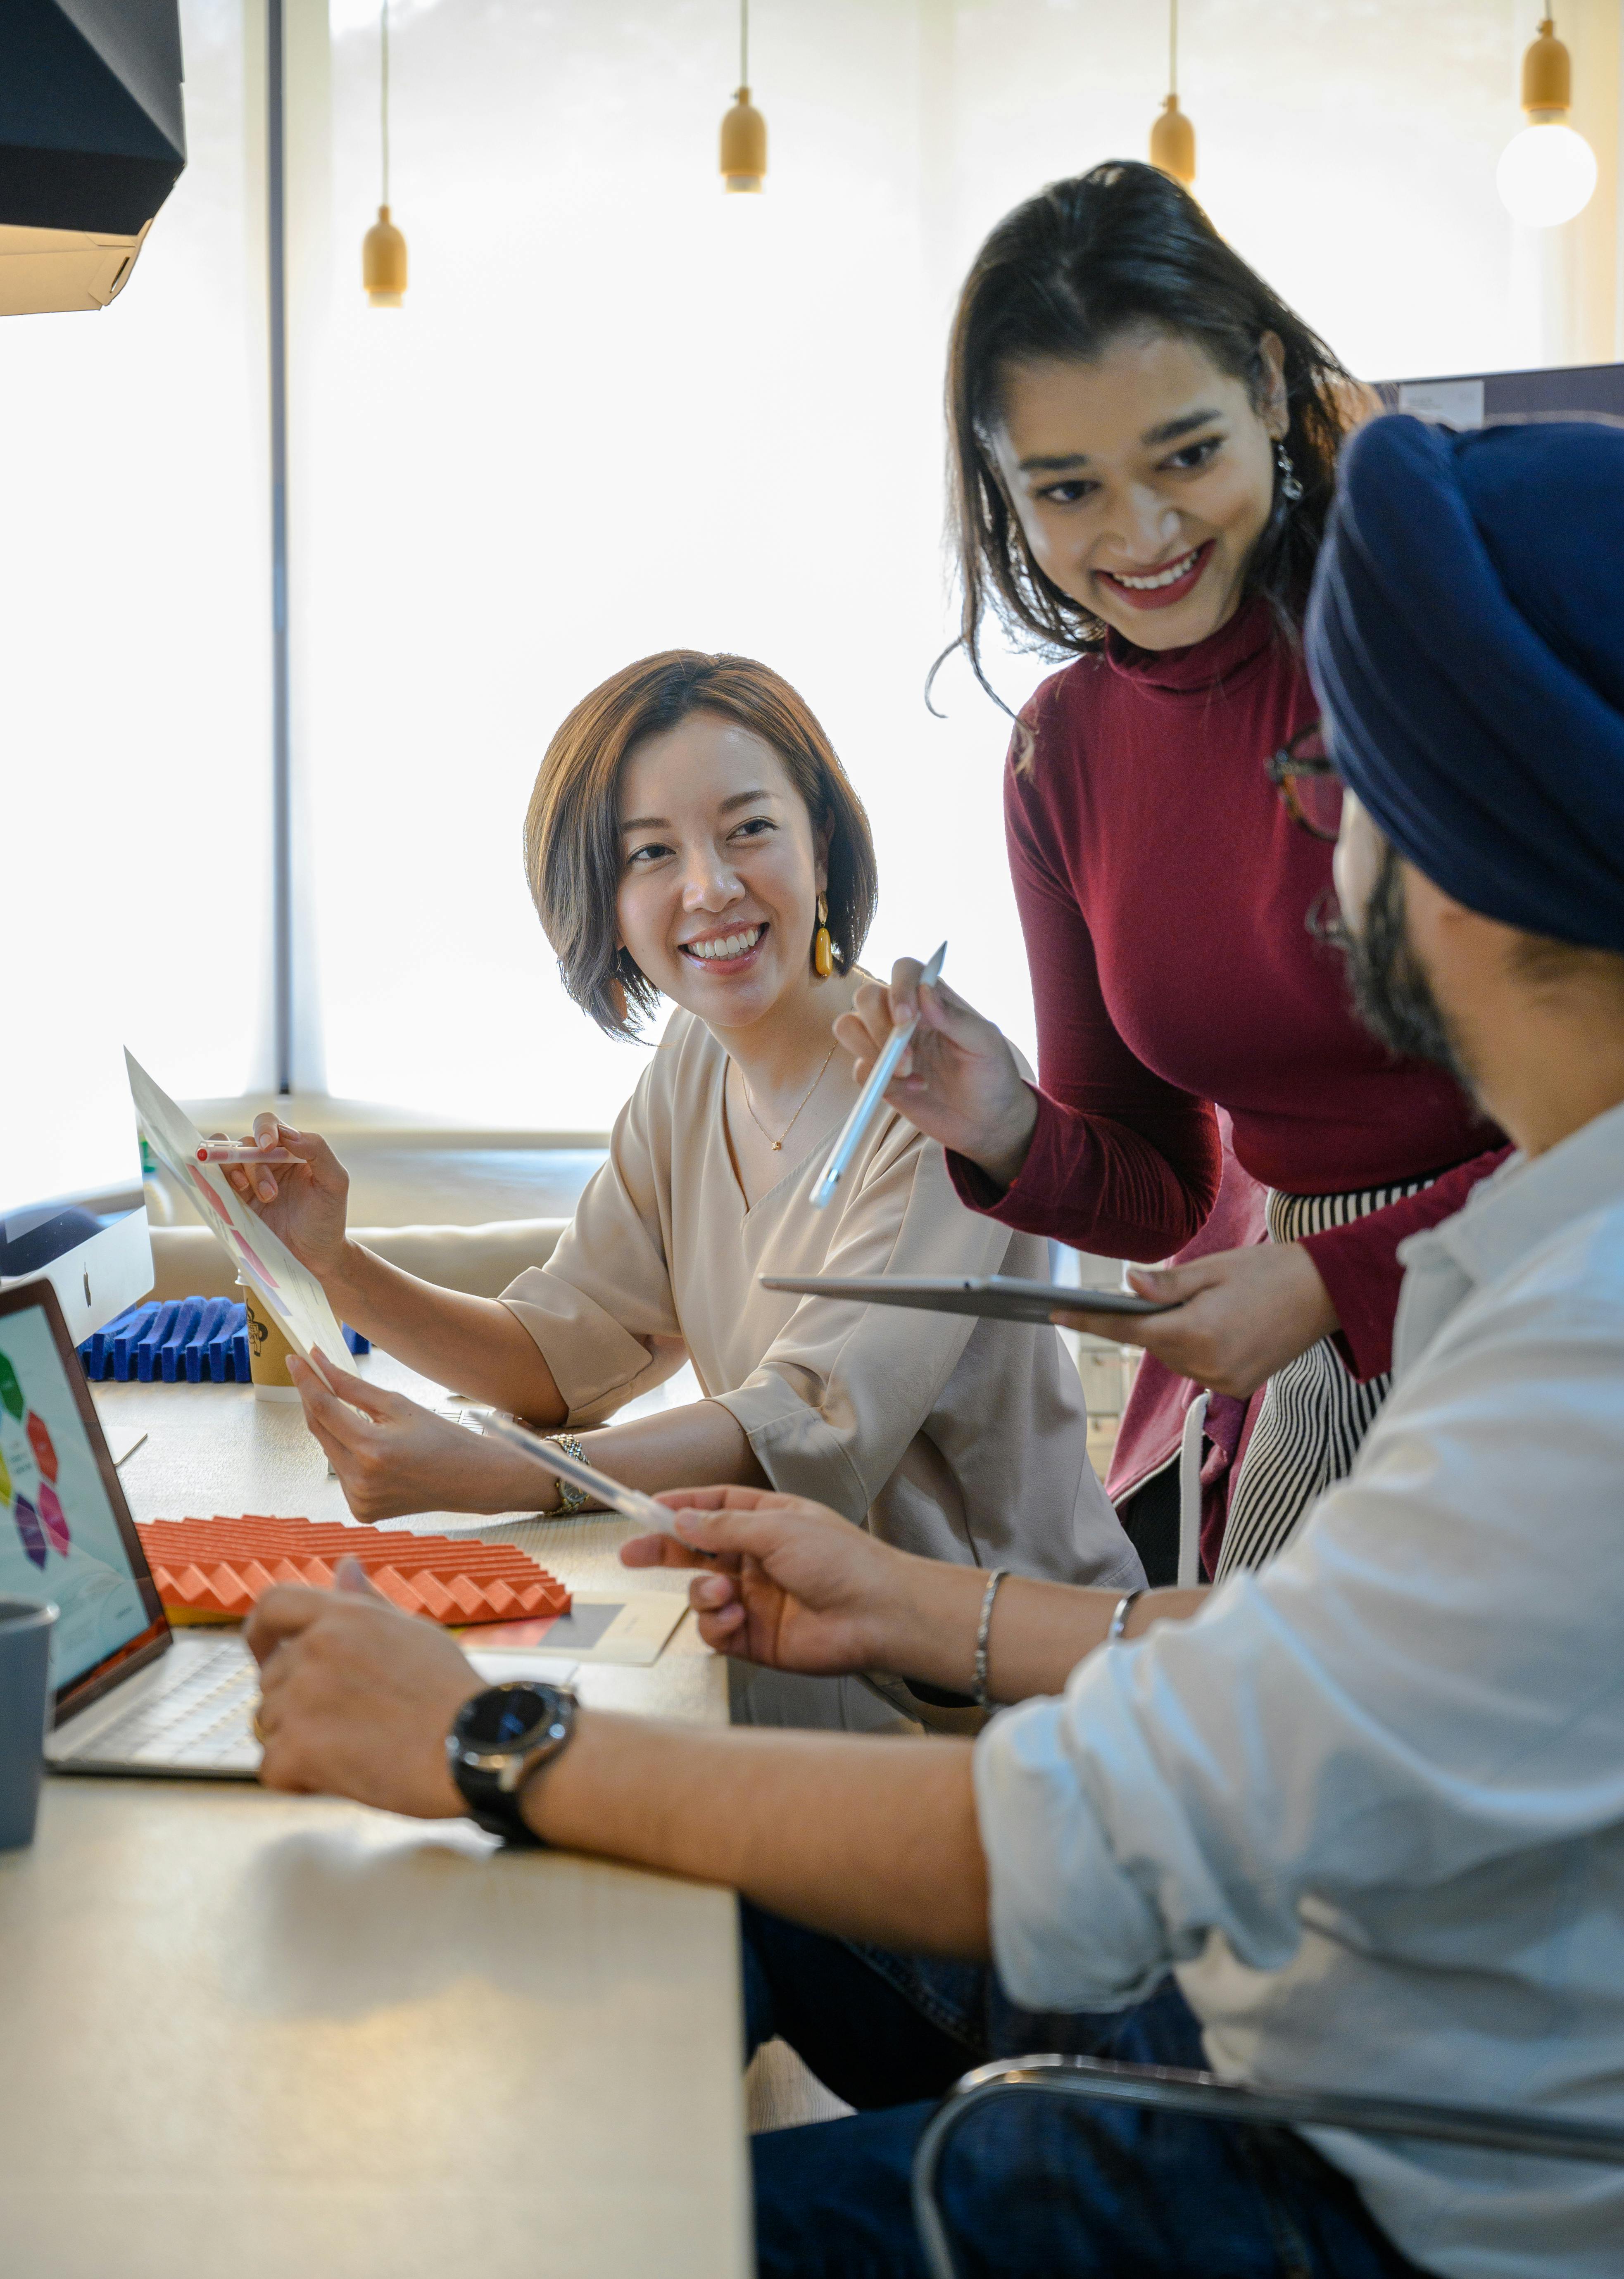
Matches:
[0,1362,748,2279]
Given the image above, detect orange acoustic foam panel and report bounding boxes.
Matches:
[136,1514,571,1626]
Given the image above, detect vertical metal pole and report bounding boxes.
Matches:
[267,0,293,1095]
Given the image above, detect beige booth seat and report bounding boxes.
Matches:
[144,1101,597,1309]
[149,1219,567,1304]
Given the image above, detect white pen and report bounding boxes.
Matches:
[811,940,947,1210]
[479,1412,687,1539]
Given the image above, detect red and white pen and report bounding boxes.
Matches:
[195,1144,297,1164]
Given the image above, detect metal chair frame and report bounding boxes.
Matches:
[912,2051,1624,2279]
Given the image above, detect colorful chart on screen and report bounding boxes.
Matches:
[0,1305,149,1687]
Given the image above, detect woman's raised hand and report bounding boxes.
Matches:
[831,960,1039,1189]
[621,1485,917,1677]
[210,1113,351,1281]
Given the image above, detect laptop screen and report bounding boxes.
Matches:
[0,1285,166,1712]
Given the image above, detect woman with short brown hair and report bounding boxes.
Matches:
[525,649,878,1041]
[227,649,1141,1728]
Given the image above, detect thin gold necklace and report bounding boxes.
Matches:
[735,1041,837,1152]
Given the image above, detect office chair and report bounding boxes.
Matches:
[912,2050,1624,2279]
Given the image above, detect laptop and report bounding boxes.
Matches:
[0,1278,572,1782]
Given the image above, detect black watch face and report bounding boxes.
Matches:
[460,1683,559,1752]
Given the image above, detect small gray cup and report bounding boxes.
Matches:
[0,1597,57,1850]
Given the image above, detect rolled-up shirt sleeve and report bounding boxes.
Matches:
[973,1595,1334,2013]
[973,1282,1624,2014]
[712,1126,1014,1521]
[498,1086,689,1426]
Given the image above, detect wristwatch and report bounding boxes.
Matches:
[446,1680,578,1846]
[541,1433,595,1515]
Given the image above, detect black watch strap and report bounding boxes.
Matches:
[447,1682,577,1848]
[454,1758,549,1847]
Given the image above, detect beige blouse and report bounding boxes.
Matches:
[502,1011,1140,1595]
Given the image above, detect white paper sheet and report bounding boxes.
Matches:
[124,1050,348,1381]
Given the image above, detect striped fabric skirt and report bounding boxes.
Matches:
[1213,1176,1432,1581]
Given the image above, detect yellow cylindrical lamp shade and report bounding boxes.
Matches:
[720,87,766,192]
[1150,93,1196,187]
[363,203,407,305]
[1521,16,1571,110]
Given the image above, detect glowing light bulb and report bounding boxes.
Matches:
[1497,118,1597,227]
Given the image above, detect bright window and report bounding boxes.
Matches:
[295,0,1586,1127]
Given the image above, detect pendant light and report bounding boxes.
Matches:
[720,0,766,192]
[1149,0,1196,188]
[362,0,407,304]
[1497,15,1597,229]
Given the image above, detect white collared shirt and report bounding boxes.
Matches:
[975,1099,1624,2279]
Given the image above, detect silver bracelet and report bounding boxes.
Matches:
[1108,1589,1144,1643]
[542,1434,594,1515]
[972,1568,1010,1711]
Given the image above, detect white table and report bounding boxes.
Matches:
[0,1358,749,2279]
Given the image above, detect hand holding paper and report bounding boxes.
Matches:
[205,1112,352,1279]
[290,1350,552,1523]
[124,1050,348,1383]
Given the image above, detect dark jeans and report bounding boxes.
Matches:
[743,1904,1434,2279]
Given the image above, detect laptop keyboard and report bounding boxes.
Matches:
[55,1636,261,1772]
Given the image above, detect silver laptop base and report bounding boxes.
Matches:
[49,1633,262,1780]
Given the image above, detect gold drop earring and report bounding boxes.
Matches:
[812,894,834,978]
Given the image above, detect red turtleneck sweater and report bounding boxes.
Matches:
[949,600,1503,1378]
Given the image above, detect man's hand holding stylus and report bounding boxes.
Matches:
[630,1488,1199,1707]
[623,1485,969,1685]
[831,959,1039,1190]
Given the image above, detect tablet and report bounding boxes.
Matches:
[758,1273,1170,1324]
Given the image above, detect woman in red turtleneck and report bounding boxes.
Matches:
[836,164,1503,1579]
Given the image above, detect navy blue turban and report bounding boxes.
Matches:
[1306,412,1624,953]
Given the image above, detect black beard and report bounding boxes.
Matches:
[1342,847,1471,1086]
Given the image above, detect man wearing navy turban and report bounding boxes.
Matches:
[243,416,1624,2279]
[1311,414,1624,1073]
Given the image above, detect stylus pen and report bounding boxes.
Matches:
[480,1412,687,1539]
[196,1144,297,1164]
[811,940,946,1210]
